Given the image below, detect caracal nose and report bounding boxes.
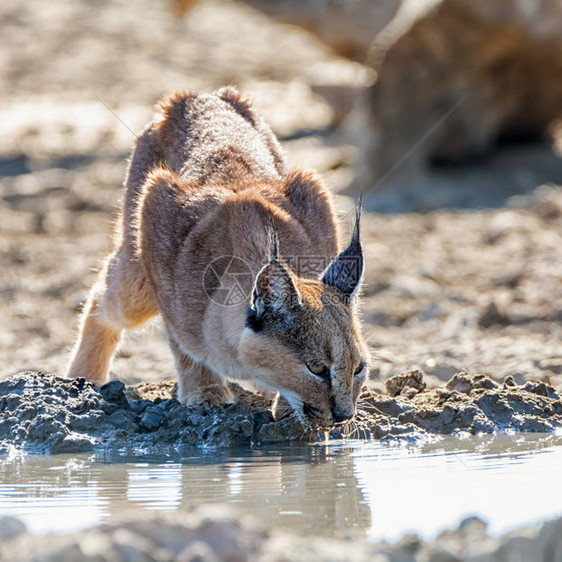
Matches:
[332,406,354,423]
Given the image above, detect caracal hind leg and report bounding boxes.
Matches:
[67,246,157,385]
[169,338,233,406]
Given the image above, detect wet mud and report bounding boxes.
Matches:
[1,370,560,456]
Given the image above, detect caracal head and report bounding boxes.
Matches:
[239,210,369,428]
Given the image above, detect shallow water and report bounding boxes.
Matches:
[0,433,561,541]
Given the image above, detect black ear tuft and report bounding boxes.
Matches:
[321,196,364,301]
[267,217,280,263]
[245,304,263,332]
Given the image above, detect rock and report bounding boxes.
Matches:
[503,375,517,388]
[177,541,220,562]
[100,380,129,408]
[401,386,419,399]
[0,517,27,540]
[478,302,510,329]
[242,0,399,61]
[107,410,136,429]
[458,515,487,531]
[366,395,414,417]
[50,433,96,454]
[493,536,540,562]
[536,358,562,375]
[446,373,499,394]
[522,380,559,399]
[130,399,154,415]
[385,370,427,397]
[426,548,461,562]
[360,0,562,188]
[537,517,562,560]
[140,409,165,431]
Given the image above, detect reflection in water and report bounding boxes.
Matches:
[0,434,560,538]
[128,464,182,510]
[353,433,562,541]
[0,457,106,531]
[0,445,371,536]
[177,446,371,535]
[419,432,562,458]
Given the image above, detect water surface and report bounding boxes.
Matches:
[0,433,561,541]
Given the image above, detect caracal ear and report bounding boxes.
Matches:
[321,196,364,302]
[248,224,302,325]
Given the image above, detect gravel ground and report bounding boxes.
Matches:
[0,507,561,561]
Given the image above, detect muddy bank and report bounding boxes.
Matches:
[0,372,312,455]
[1,370,561,455]
[1,507,561,561]
[352,369,562,438]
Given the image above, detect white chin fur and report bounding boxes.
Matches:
[275,388,304,416]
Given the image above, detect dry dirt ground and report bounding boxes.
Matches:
[1,0,561,395]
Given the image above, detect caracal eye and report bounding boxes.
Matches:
[354,362,366,377]
[306,361,330,379]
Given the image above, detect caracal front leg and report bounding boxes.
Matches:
[67,246,157,385]
[169,338,233,406]
[66,287,121,385]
